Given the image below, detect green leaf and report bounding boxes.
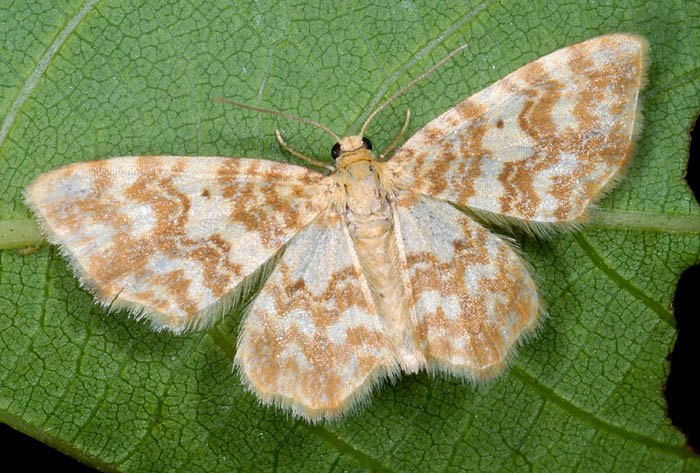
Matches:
[2,0,700,471]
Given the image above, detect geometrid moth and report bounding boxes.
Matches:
[26,34,647,421]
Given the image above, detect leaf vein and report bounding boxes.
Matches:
[0,0,101,151]
[305,424,395,473]
[575,234,675,327]
[511,368,694,459]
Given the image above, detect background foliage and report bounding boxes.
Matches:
[1,0,700,471]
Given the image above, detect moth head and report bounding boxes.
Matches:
[332,136,375,170]
[332,136,373,159]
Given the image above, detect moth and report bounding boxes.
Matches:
[25,34,648,421]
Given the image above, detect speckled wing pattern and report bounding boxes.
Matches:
[235,210,398,420]
[394,192,539,379]
[25,156,328,333]
[389,34,648,224]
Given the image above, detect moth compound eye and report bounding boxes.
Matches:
[331,143,341,160]
[362,137,373,150]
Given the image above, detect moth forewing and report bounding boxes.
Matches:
[24,156,329,333]
[389,33,648,228]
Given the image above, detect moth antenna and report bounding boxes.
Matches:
[359,43,468,138]
[380,109,411,159]
[275,130,335,171]
[213,97,342,144]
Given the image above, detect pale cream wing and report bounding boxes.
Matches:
[25,156,329,333]
[235,209,398,421]
[389,33,648,223]
[395,192,541,379]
